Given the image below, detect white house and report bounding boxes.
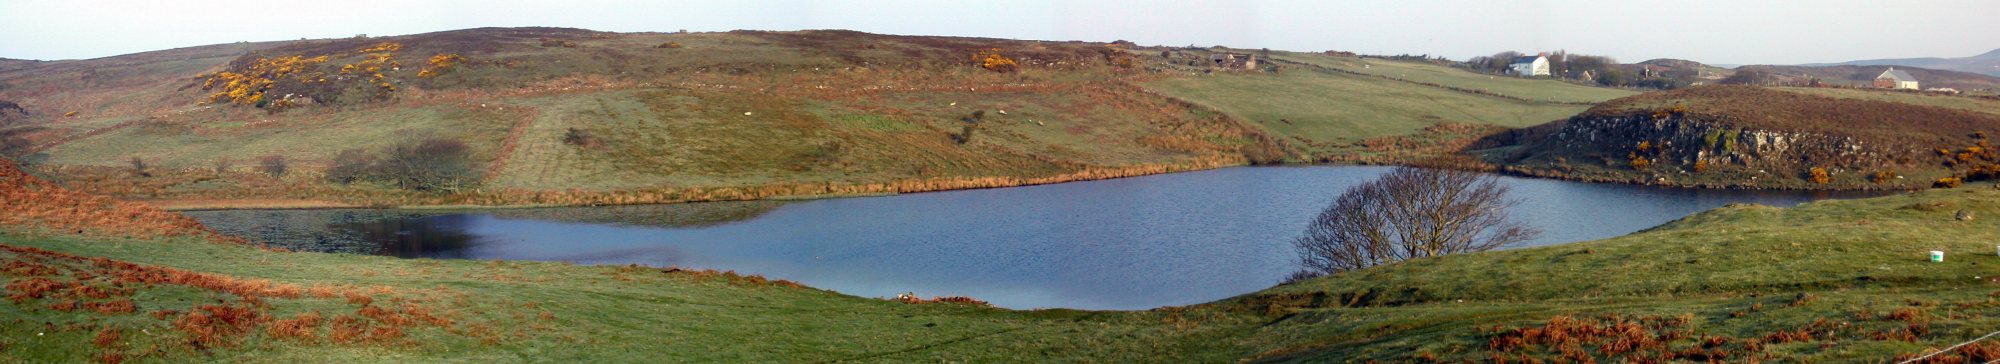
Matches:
[1509,54,1550,77]
[1874,67,1919,90]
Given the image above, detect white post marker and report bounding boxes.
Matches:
[1931,250,1945,262]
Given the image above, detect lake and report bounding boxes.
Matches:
[187,166,1888,310]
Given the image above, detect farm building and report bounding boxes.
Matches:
[1509,54,1550,77]
[1208,53,1257,70]
[1874,67,1919,89]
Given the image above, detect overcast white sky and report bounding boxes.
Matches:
[3,0,1996,65]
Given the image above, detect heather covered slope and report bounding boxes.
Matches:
[0,159,238,242]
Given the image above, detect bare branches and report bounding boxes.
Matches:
[1293,167,1539,278]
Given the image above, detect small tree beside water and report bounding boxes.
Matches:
[1290,167,1539,280]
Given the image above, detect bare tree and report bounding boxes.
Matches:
[258,155,288,178]
[1292,167,1539,278]
[1486,51,1523,72]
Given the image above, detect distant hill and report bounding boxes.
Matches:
[1623,58,1731,85]
[0,58,45,72]
[1802,48,2000,77]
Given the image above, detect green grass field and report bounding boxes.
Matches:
[485,85,1221,191]
[13,185,2000,361]
[1266,53,1639,104]
[1775,87,2000,117]
[1147,66,1591,156]
[39,104,520,169]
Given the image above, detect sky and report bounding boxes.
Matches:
[3,0,1997,65]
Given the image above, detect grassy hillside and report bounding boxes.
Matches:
[0,28,1635,208]
[12,155,2000,361]
[1262,53,1639,104]
[1142,52,1624,161]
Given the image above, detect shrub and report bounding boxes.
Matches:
[200,54,331,108]
[1873,171,1898,184]
[377,138,478,192]
[974,48,1018,73]
[324,149,375,184]
[1808,167,1831,184]
[950,111,984,144]
[1936,177,1964,188]
[0,100,24,126]
[128,156,149,178]
[656,42,684,49]
[952,125,976,144]
[416,53,463,79]
[258,155,288,178]
[213,158,234,175]
[562,128,605,150]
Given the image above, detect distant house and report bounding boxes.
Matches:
[1874,67,1919,89]
[1208,53,1257,70]
[1509,53,1550,77]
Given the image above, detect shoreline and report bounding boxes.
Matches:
[138,159,1928,212]
[144,158,1243,211]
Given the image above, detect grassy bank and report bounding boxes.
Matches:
[0,233,1263,362]
[1236,186,2000,361]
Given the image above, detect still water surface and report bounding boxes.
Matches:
[188,166,1886,310]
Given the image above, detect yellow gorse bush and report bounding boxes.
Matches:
[417,53,463,78]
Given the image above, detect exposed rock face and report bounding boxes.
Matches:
[1477,86,2000,188]
[1504,111,1928,180]
[1531,113,1915,173]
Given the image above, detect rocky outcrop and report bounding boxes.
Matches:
[1530,112,1916,172]
[1475,86,2000,189]
[1476,110,1940,189]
